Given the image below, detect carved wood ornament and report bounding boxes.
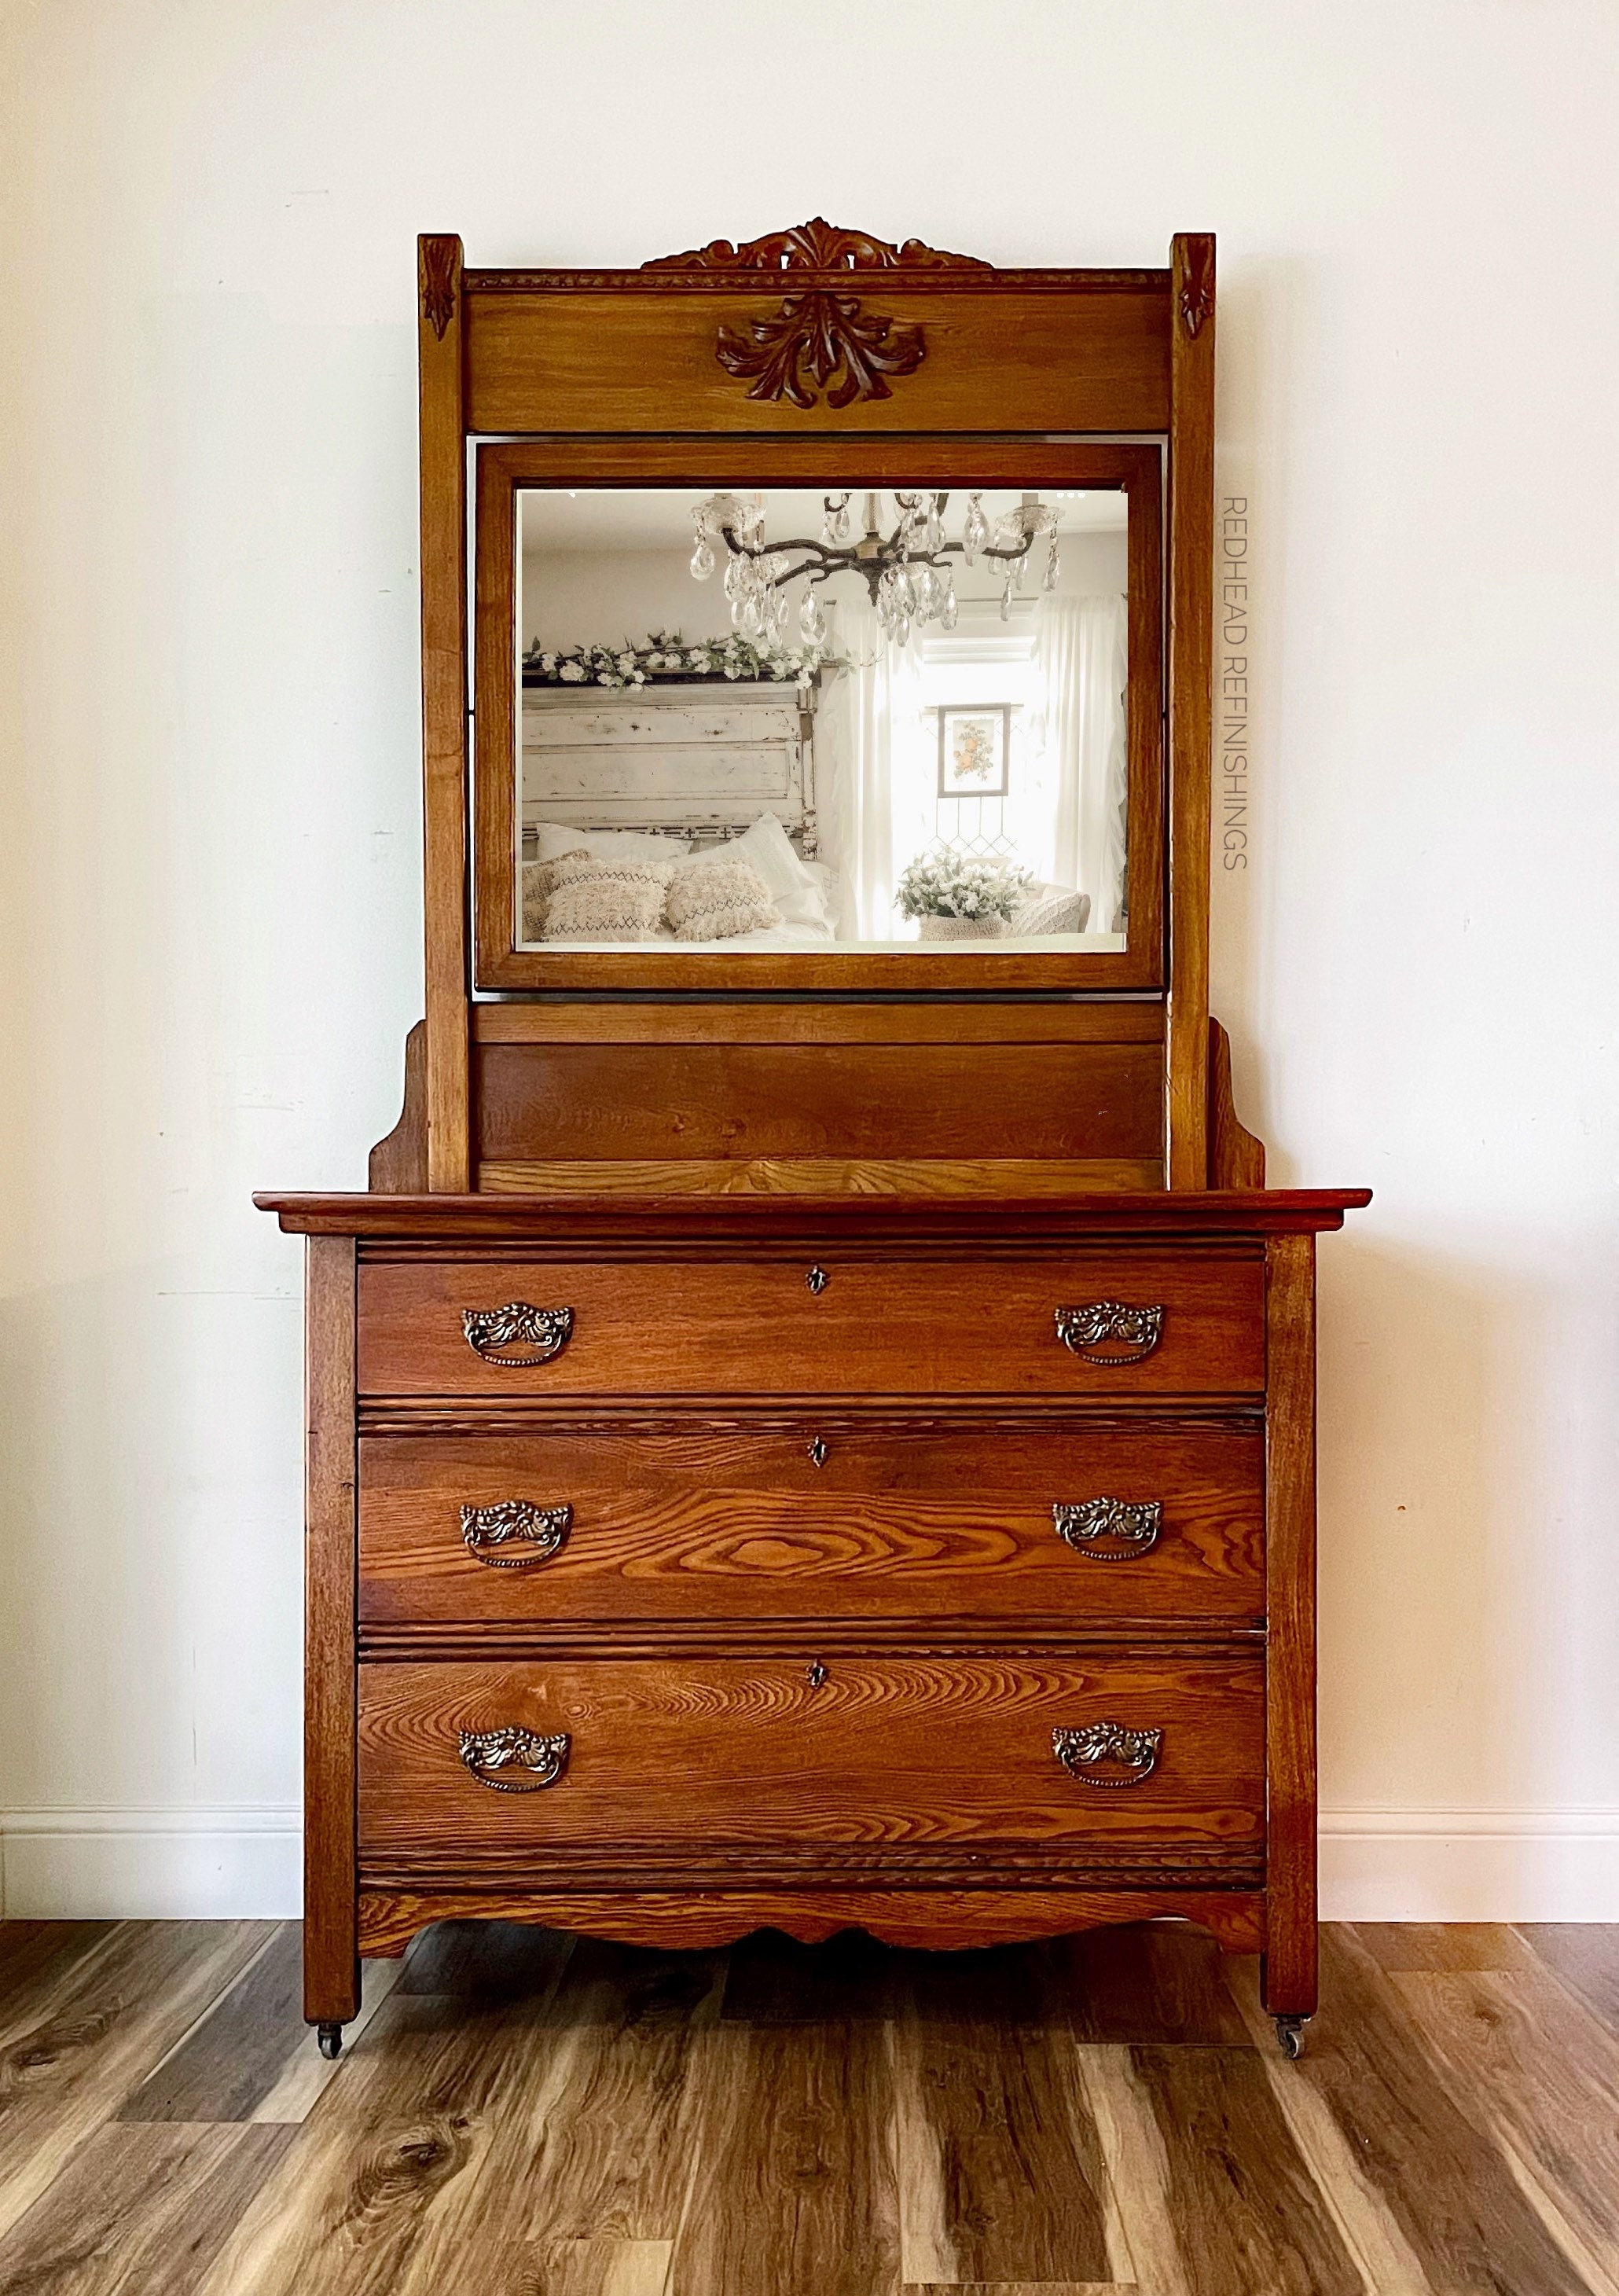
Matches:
[420,240,457,340]
[647,219,989,409]
[1178,237,1214,338]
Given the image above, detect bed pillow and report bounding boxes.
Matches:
[531,821,691,865]
[520,847,589,941]
[664,850,780,942]
[540,850,672,942]
[1012,883,1092,936]
[727,811,830,931]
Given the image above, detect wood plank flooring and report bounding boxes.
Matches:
[0,1919,1612,2294]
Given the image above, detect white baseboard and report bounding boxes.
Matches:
[2,1805,1615,1923]
[1320,1806,1619,1921]
[0,1807,302,1919]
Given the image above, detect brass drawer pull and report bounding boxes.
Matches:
[1052,1722,1162,1787]
[463,1302,574,1367]
[1053,1498,1162,1560]
[458,1725,570,1792]
[1054,1302,1164,1364]
[461,1500,572,1569]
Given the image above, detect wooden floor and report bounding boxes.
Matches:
[0,1919,1613,2294]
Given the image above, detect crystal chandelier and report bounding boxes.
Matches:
[688,490,1062,649]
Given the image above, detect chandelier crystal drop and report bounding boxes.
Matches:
[688,488,1060,652]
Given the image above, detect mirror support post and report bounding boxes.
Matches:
[417,233,472,1192]
[1166,232,1216,1188]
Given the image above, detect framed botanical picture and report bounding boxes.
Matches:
[938,703,1011,799]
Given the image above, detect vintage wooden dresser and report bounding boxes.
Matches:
[259,224,1367,2060]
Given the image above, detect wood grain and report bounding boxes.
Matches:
[359,1889,1265,1960]
[369,1020,428,1193]
[674,2002,898,2296]
[464,284,1172,436]
[1263,1232,1316,2018]
[417,235,469,1190]
[478,1157,1167,1196]
[355,1252,1266,1400]
[474,1042,1166,1164]
[357,1655,1267,1869]
[1165,231,1216,1187]
[474,1001,1166,1045]
[0,2121,296,2296]
[893,1947,1112,2284]
[305,1235,359,2031]
[1518,1922,1619,2042]
[1057,1919,1254,2046]
[0,1921,272,2239]
[119,1923,304,2122]
[1207,1019,1265,1188]
[356,1424,1265,1629]
[1120,2044,1364,2294]
[1290,1926,1594,2296]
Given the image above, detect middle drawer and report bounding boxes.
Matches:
[358,1425,1265,1627]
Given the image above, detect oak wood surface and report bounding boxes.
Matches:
[119,1925,306,2124]
[356,1425,1265,1628]
[354,1253,1266,1398]
[464,283,1173,435]
[416,235,469,1191]
[1166,233,1216,1187]
[477,1156,1168,1196]
[356,1655,1266,1868]
[1263,1233,1317,2019]
[473,1001,1167,1045]
[474,1040,1167,1164]
[259,1188,1370,1240]
[358,1890,1267,1960]
[13,1919,1610,2295]
[305,1236,360,2029]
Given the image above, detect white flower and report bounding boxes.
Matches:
[558,661,585,681]
[616,652,637,674]
[539,652,556,673]
[596,670,615,686]
[688,649,708,669]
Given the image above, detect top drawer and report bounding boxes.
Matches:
[356,1252,1265,1398]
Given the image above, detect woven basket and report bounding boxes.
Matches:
[916,912,1007,940]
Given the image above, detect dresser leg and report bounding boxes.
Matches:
[1272,2012,1309,2060]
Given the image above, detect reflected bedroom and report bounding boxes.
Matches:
[515,487,1133,954]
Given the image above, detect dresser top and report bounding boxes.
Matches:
[255,1189,1371,1242]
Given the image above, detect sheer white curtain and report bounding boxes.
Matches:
[816,599,923,939]
[1038,593,1129,929]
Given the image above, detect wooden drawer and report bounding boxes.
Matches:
[355,1252,1265,1398]
[358,1427,1265,1626]
[357,1655,1265,1869]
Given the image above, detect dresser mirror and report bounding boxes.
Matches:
[473,443,1163,990]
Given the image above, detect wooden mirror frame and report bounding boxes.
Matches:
[472,438,1164,991]
[415,226,1215,1191]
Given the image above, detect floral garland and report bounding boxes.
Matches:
[522,628,843,692]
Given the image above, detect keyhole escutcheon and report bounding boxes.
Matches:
[807,1435,829,1467]
[806,1264,829,1295]
[806,1662,828,1688]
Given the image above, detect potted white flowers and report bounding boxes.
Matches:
[896,848,1033,939]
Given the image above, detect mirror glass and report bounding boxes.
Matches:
[516,487,1129,953]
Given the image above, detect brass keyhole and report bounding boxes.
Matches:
[806,1662,828,1688]
[806,1264,829,1295]
[807,1435,828,1467]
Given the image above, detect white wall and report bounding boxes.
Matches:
[1,0,1614,1918]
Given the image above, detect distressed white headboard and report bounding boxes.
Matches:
[519,679,818,854]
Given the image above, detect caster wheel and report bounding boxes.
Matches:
[317,2022,343,2060]
[1274,2014,1309,2061]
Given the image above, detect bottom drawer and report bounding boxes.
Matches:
[358,1655,1265,1874]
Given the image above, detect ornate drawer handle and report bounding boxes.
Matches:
[1052,1721,1162,1787]
[458,1725,571,1792]
[461,1500,572,1569]
[463,1302,574,1367]
[1053,1498,1162,1561]
[1054,1302,1164,1364]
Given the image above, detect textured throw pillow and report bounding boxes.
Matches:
[521,848,589,941]
[727,812,830,931]
[1013,883,1092,936]
[541,850,671,942]
[665,850,780,942]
